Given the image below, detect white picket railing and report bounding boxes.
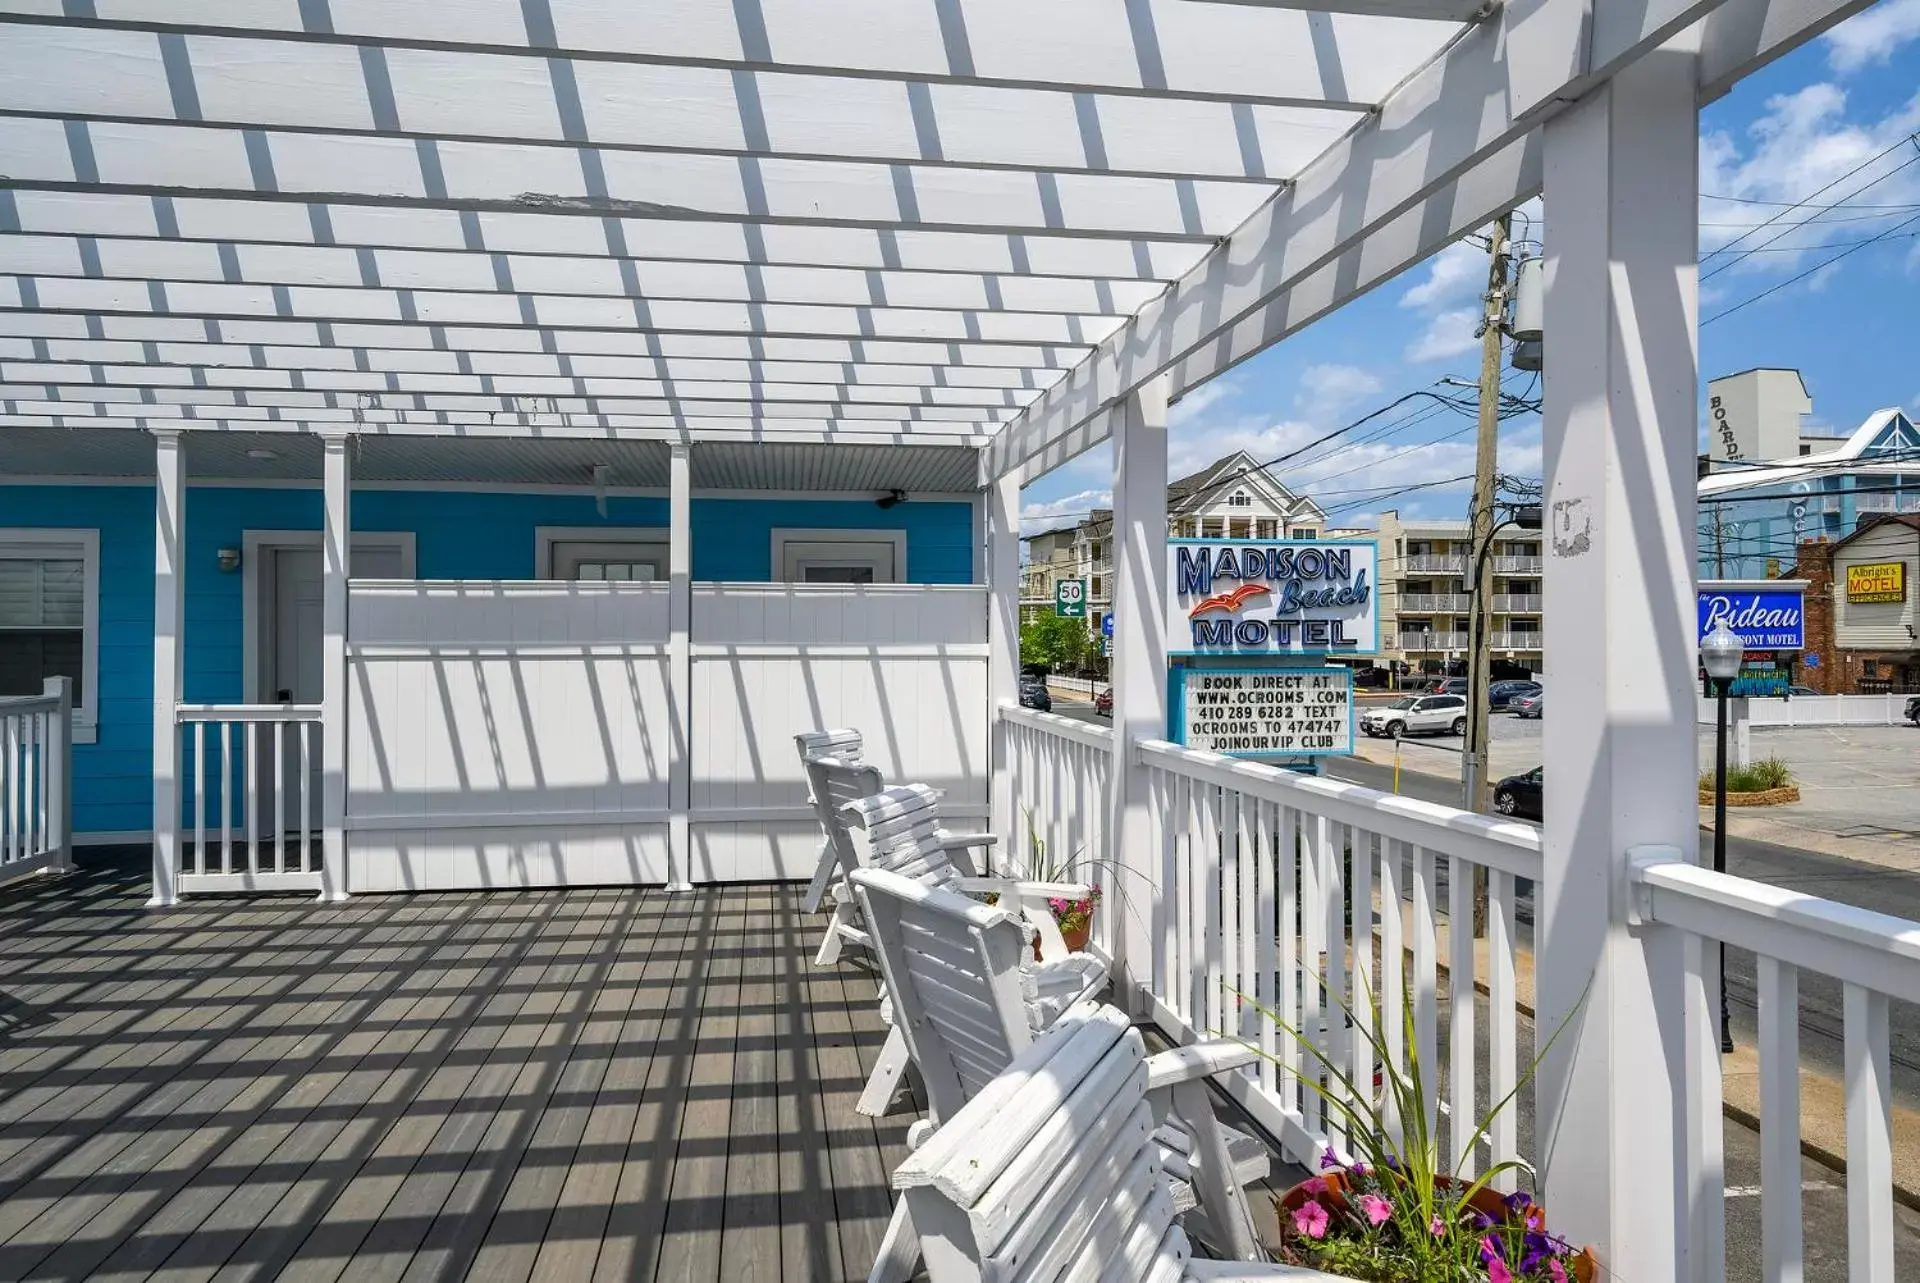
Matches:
[0,677,73,887]
[176,704,324,893]
[1000,703,1116,959]
[1631,849,1920,1283]
[1697,692,1914,728]
[1132,738,1542,1176]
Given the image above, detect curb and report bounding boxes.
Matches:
[1697,785,1801,807]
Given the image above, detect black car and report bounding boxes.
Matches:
[1018,677,1052,712]
[1907,695,1920,726]
[1493,766,1543,820]
[1488,680,1542,710]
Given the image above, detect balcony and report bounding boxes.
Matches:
[1402,554,1467,573]
[1398,630,1468,651]
[1492,594,1543,613]
[1398,592,1469,612]
[1490,630,1544,649]
[1493,555,1545,574]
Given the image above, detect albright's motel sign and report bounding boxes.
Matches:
[1168,539,1379,656]
[1696,580,1806,651]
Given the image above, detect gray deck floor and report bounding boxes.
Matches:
[0,853,918,1282]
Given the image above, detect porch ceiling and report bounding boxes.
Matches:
[0,0,1861,476]
[0,423,979,491]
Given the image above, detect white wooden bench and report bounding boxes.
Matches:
[891,1000,1338,1283]
[852,869,1273,1280]
[794,728,996,965]
[839,784,1105,1120]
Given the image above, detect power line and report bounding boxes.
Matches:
[1703,208,1920,325]
[1702,150,1920,281]
[1700,132,1920,265]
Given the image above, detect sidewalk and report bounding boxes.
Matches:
[1430,920,1920,1206]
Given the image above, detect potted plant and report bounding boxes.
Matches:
[986,809,1108,958]
[1246,981,1597,1282]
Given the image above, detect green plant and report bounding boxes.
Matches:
[1238,973,1591,1282]
[1699,755,1794,793]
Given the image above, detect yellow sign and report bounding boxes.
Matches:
[1846,561,1907,604]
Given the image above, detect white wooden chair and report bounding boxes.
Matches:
[794,728,995,965]
[891,1000,1334,1283]
[839,784,1107,1118]
[852,870,1274,1281]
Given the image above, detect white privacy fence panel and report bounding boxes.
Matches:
[176,704,321,894]
[1632,851,1920,1283]
[0,678,72,887]
[1130,739,1542,1176]
[1000,704,1115,958]
[1698,693,1911,727]
[690,583,987,881]
[346,580,674,891]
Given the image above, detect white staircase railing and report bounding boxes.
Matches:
[1000,703,1116,958]
[176,704,324,894]
[0,677,73,887]
[1631,848,1920,1283]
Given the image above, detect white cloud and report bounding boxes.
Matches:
[1020,487,1108,535]
[1168,377,1238,427]
[1825,0,1920,72]
[1399,241,1485,312]
[1404,309,1481,363]
[1295,363,1383,420]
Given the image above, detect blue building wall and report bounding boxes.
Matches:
[1,484,975,837]
[1701,473,1920,581]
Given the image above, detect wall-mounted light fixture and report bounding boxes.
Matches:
[216,547,242,573]
[876,489,908,509]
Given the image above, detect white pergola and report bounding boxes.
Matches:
[0,0,1885,1277]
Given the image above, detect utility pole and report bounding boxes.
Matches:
[1463,214,1511,820]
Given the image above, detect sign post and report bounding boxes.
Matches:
[1054,578,1087,619]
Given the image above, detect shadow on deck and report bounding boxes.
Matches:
[0,850,914,1282]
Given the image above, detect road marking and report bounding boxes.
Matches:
[1724,1181,1836,1198]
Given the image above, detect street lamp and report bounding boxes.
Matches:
[1700,619,1743,1055]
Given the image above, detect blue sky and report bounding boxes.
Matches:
[1020,2,1920,534]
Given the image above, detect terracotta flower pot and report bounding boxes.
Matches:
[1277,1170,1599,1282]
[1033,915,1093,960]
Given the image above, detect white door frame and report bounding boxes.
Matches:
[534,525,670,578]
[241,530,416,704]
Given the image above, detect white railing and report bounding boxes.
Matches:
[1491,594,1543,614]
[1492,555,1544,574]
[0,677,73,886]
[1399,593,1469,613]
[1698,692,1913,727]
[1404,555,1467,573]
[1000,704,1116,959]
[1399,631,1468,650]
[1489,632,1543,650]
[1631,848,1920,1283]
[1134,739,1542,1177]
[176,704,324,893]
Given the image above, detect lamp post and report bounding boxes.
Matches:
[1700,619,1743,1054]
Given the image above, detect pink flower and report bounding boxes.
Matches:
[1300,1177,1328,1197]
[1481,1236,1513,1283]
[1292,1200,1330,1240]
[1357,1194,1392,1226]
[1548,1261,1569,1283]
[1430,1214,1447,1238]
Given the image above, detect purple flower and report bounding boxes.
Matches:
[1292,1200,1330,1240]
[1357,1194,1393,1226]
[1319,1146,1341,1170]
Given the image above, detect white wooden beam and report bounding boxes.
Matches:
[985,0,1741,479]
[0,413,994,447]
[147,425,184,908]
[1177,0,1481,17]
[666,441,694,892]
[318,428,351,902]
[986,467,1020,841]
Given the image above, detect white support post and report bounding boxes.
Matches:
[987,469,1021,850]
[1731,696,1751,769]
[1535,44,1704,1283]
[667,442,694,892]
[44,675,72,872]
[149,428,185,908]
[1106,378,1170,1010]
[319,431,351,902]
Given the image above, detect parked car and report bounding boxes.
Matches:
[1494,766,1543,820]
[1784,685,1819,697]
[1488,679,1543,710]
[1352,666,1392,689]
[1426,677,1470,696]
[1511,690,1544,719]
[1359,694,1467,740]
[1906,695,1920,726]
[1094,687,1113,717]
[1018,677,1052,712]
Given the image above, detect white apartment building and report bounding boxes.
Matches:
[1021,451,1329,634]
[1376,509,1543,674]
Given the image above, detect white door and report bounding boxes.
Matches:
[267,545,406,830]
[550,540,665,581]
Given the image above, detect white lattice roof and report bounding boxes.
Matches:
[0,0,1861,480]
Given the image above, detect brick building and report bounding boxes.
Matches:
[1792,514,1920,693]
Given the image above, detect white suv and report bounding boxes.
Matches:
[1359,694,1467,740]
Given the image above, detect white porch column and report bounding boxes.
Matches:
[1107,378,1170,1009]
[986,469,1021,845]
[666,442,694,891]
[149,428,185,908]
[1536,44,1705,1281]
[319,430,351,901]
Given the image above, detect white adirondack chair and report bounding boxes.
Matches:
[852,869,1274,1282]
[838,784,1107,1119]
[891,1000,1336,1283]
[794,728,995,965]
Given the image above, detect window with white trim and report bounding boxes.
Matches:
[772,529,906,584]
[0,530,98,743]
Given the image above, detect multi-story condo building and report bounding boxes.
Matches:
[1021,451,1329,635]
[1375,510,1544,676]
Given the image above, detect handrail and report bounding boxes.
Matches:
[1135,738,1542,880]
[1631,849,1920,1002]
[0,693,62,714]
[997,701,1115,753]
[176,704,324,723]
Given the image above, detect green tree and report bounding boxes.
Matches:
[1020,613,1094,672]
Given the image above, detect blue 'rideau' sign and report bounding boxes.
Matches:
[1696,588,1804,650]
